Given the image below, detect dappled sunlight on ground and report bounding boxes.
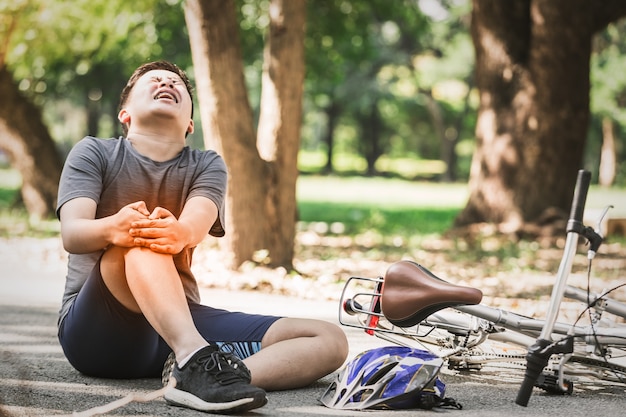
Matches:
[3,227,625,321]
[190,227,626,321]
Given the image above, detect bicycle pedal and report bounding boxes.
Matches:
[447,359,482,371]
[534,373,573,395]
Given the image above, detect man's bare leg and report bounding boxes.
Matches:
[100,246,268,413]
[100,245,348,390]
[100,246,208,362]
[243,318,349,390]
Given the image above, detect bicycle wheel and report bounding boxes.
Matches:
[565,352,626,384]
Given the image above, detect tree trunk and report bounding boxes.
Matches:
[456,0,626,234]
[256,0,306,268]
[359,101,383,176]
[422,89,458,182]
[185,0,305,269]
[0,66,62,220]
[86,96,101,137]
[323,101,340,174]
[598,116,616,187]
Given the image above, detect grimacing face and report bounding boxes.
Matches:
[118,61,194,136]
[118,69,194,137]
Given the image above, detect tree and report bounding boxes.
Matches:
[0,66,62,219]
[185,0,306,269]
[456,0,626,233]
[410,2,475,182]
[0,0,187,219]
[302,1,475,180]
[304,1,423,176]
[0,4,62,219]
[589,20,626,186]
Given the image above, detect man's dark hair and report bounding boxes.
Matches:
[118,60,194,135]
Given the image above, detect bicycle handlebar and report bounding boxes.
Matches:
[568,169,591,228]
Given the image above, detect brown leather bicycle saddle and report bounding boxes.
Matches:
[381,260,483,328]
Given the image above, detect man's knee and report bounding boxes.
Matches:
[100,245,127,275]
[262,318,348,365]
[323,322,349,366]
[104,245,168,264]
[304,320,348,372]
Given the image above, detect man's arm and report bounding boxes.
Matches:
[59,198,151,254]
[178,196,219,247]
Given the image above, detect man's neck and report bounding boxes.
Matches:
[126,131,185,162]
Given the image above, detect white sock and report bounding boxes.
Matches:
[177,345,209,368]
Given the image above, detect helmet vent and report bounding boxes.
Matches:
[365,362,396,385]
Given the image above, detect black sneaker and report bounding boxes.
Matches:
[163,345,267,414]
[161,345,251,387]
[161,351,176,387]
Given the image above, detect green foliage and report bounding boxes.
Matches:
[2,0,192,144]
[301,0,475,176]
[591,20,626,125]
[299,149,447,179]
[375,155,447,179]
[0,168,58,236]
[5,0,156,93]
[0,187,16,209]
[299,150,367,175]
[588,19,626,185]
[0,1,483,183]
[3,0,625,188]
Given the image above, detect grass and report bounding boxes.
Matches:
[0,168,60,237]
[296,174,626,234]
[0,168,20,207]
[1,166,624,242]
[1,167,623,282]
[297,202,459,236]
[296,175,466,236]
[0,188,16,209]
[295,175,625,282]
[296,175,467,207]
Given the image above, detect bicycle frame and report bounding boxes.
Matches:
[516,169,608,406]
[337,169,626,407]
[340,278,626,350]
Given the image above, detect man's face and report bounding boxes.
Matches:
[120,69,194,136]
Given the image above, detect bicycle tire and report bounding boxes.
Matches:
[566,353,626,384]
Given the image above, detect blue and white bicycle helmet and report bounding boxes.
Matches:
[320,346,453,410]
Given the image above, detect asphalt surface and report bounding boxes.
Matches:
[1,238,625,416]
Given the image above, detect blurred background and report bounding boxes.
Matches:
[0,0,624,278]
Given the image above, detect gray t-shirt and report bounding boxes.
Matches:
[56,136,227,324]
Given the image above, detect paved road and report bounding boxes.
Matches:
[1,238,624,416]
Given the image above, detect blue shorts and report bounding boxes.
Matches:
[58,259,282,378]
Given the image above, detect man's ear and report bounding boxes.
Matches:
[186,119,194,134]
[118,109,131,124]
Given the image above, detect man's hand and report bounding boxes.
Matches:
[59,199,152,254]
[109,201,151,247]
[129,206,190,254]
